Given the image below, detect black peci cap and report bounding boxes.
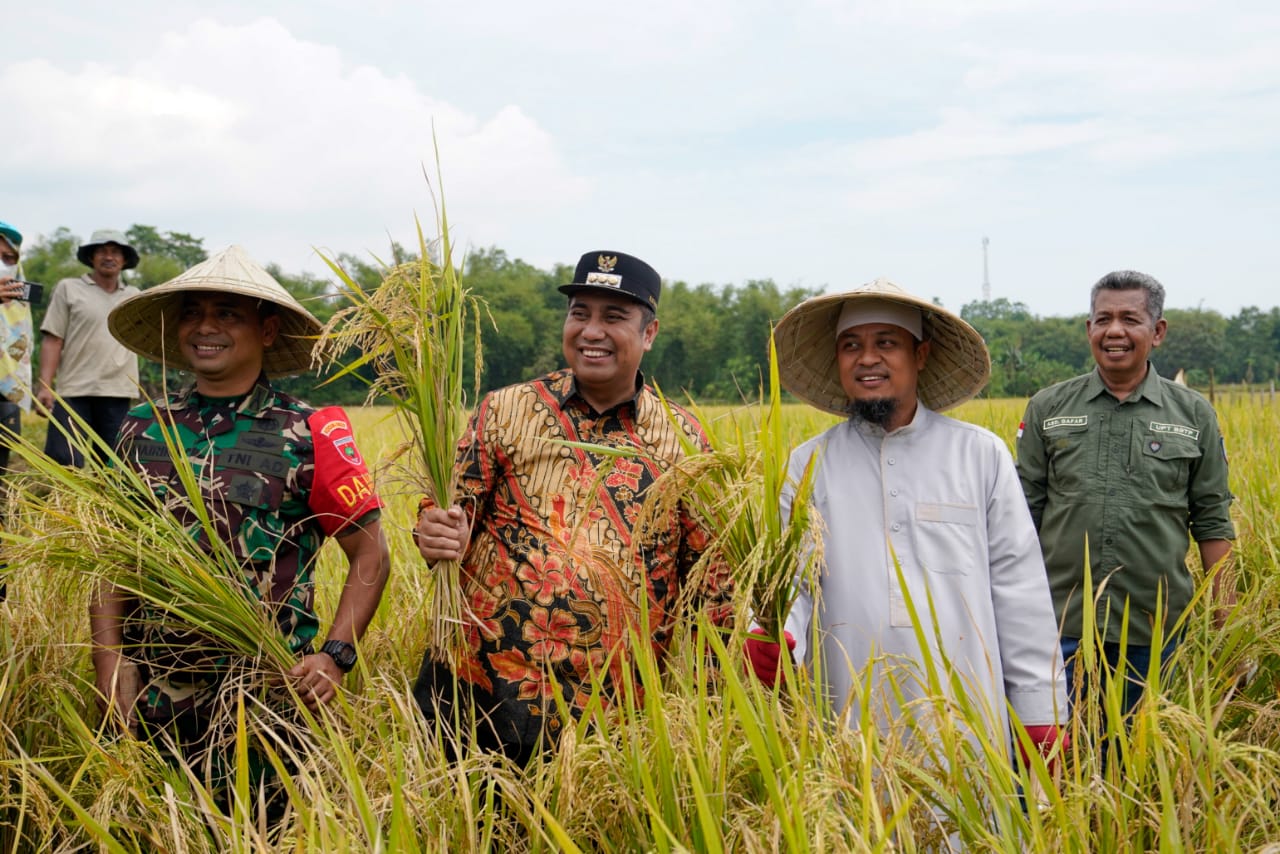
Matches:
[558,251,660,310]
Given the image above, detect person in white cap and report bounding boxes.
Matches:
[745,279,1068,772]
[92,245,390,814]
[37,228,141,466]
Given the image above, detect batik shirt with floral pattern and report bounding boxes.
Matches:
[425,369,731,748]
[115,377,382,726]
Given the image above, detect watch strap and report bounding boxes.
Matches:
[320,639,358,673]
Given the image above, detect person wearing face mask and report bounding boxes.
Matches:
[0,220,35,602]
[37,229,142,467]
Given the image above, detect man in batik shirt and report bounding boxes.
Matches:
[414,250,730,764]
[92,246,390,786]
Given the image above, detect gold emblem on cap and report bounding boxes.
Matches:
[597,255,618,273]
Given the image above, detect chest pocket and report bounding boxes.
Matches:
[912,503,980,576]
[1138,435,1199,506]
[1045,423,1094,497]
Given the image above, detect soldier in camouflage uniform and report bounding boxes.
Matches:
[91,245,390,794]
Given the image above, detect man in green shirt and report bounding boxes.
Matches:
[1016,270,1235,714]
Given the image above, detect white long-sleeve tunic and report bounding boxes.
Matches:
[783,403,1066,746]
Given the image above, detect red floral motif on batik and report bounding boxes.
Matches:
[566,460,599,493]
[488,649,547,698]
[547,495,603,551]
[517,553,568,606]
[489,650,559,703]
[622,501,645,528]
[604,457,645,492]
[464,585,506,642]
[454,649,493,691]
[523,605,580,662]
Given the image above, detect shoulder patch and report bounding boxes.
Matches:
[318,417,349,438]
[1149,421,1200,441]
[306,406,383,536]
[1043,415,1088,431]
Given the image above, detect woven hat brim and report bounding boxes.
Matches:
[774,285,992,416]
[107,247,323,378]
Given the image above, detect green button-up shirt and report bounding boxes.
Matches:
[1016,365,1234,645]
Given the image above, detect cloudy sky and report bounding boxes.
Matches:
[7,1,1278,317]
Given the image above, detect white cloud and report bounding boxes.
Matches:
[5,2,1279,316]
[4,16,587,267]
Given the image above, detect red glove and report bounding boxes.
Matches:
[744,628,796,687]
[1019,724,1069,773]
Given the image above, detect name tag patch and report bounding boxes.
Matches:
[1150,421,1200,441]
[1043,415,1088,431]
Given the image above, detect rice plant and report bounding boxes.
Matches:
[312,164,485,665]
[641,331,823,644]
[3,392,1280,850]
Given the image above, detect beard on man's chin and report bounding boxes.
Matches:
[845,397,898,428]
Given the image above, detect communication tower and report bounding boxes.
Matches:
[982,236,991,302]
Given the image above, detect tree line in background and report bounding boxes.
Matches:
[17,227,1280,405]
[963,297,1280,398]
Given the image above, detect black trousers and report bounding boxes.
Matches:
[412,654,549,767]
[43,396,131,467]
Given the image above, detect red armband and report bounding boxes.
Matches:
[307,407,383,536]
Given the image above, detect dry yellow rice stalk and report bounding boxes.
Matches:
[640,331,823,640]
[313,167,484,665]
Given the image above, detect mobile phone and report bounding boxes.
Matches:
[13,280,43,305]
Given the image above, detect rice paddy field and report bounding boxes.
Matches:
[2,395,1279,852]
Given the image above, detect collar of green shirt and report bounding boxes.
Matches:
[1087,361,1165,406]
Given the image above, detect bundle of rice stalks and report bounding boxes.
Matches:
[3,405,296,674]
[643,331,822,641]
[313,175,484,665]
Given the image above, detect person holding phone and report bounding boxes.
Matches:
[0,219,35,601]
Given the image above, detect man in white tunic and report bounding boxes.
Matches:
[747,279,1067,765]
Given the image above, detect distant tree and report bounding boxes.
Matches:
[961,298,1034,326]
[1153,308,1227,385]
[125,225,207,269]
[1223,306,1280,385]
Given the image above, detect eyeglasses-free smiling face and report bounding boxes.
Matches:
[177,292,279,395]
[836,322,930,432]
[1087,288,1166,392]
[562,292,657,413]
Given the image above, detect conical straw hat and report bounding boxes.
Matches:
[108,245,322,377]
[773,278,991,416]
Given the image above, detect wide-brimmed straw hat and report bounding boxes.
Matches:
[773,278,991,416]
[108,245,322,377]
[77,229,140,269]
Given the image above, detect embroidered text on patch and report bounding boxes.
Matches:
[319,419,349,437]
[1150,421,1200,441]
[1043,415,1088,431]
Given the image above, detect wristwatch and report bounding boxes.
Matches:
[320,639,358,673]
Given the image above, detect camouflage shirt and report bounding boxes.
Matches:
[115,375,382,726]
